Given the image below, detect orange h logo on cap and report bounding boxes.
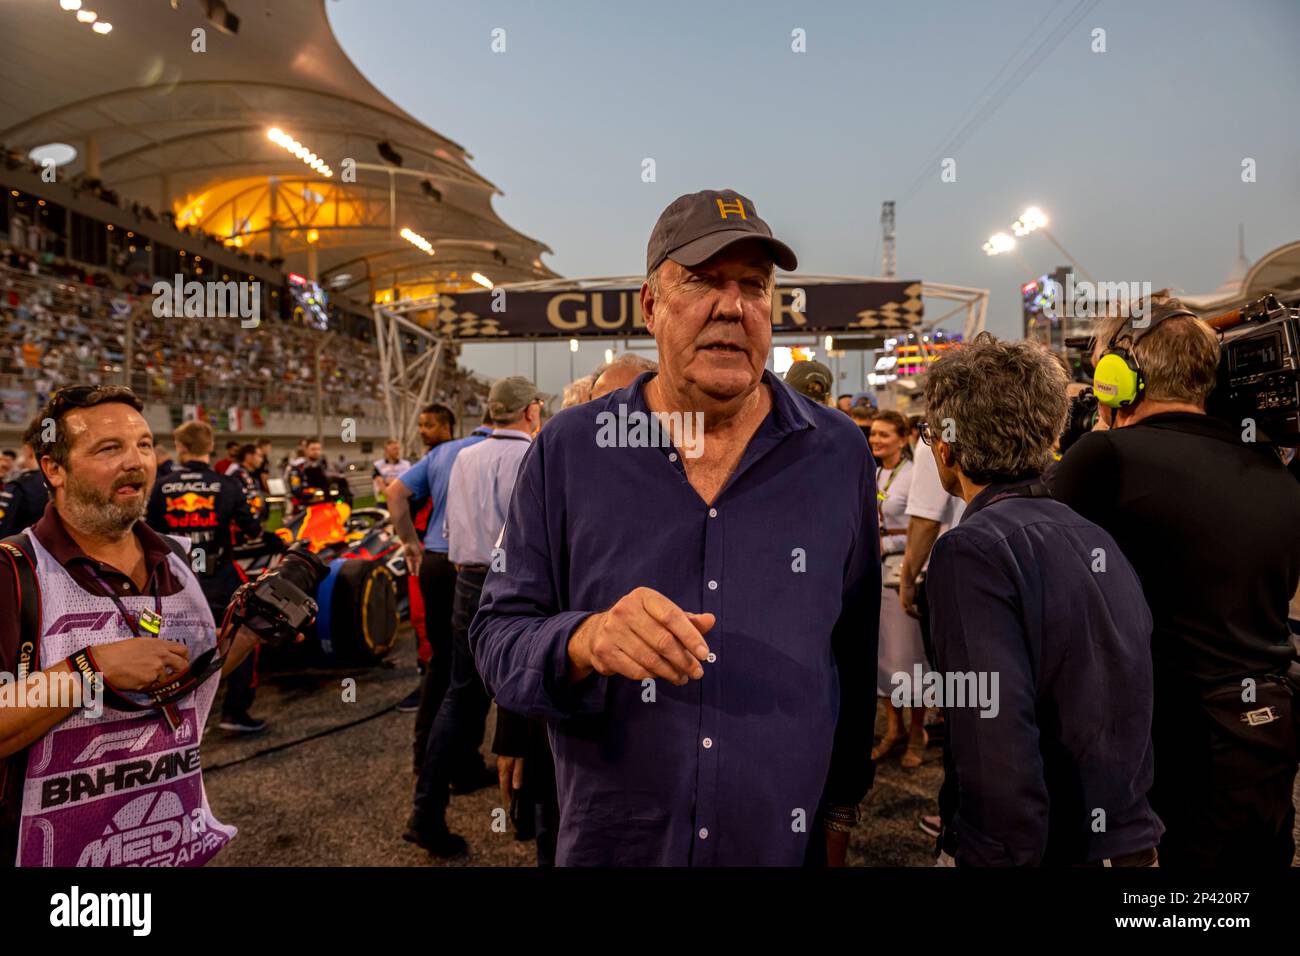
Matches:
[716,197,747,220]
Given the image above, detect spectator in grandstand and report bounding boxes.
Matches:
[213,440,240,477]
[472,189,878,866]
[146,420,266,734]
[589,352,658,400]
[372,438,411,503]
[1050,294,1300,867]
[0,449,14,481]
[388,406,495,805]
[0,429,47,538]
[407,377,545,858]
[869,411,928,769]
[923,333,1160,866]
[784,359,833,405]
[0,385,260,866]
[837,394,854,413]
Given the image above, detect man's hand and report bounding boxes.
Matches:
[567,587,713,685]
[92,638,190,691]
[402,539,423,576]
[497,755,525,807]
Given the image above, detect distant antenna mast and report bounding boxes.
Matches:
[880,201,896,278]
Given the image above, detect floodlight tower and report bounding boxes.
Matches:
[880,201,896,278]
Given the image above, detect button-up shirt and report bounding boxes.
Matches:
[399,426,493,552]
[470,370,879,866]
[926,477,1163,866]
[446,428,532,567]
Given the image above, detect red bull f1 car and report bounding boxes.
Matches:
[233,495,407,667]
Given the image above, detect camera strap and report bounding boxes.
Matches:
[80,545,235,731]
[0,534,42,831]
[976,477,1052,511]
[85,610,239,732]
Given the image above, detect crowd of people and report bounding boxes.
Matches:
[0,238,494,430]
[1,186,1297,870]
[0,249,388,415]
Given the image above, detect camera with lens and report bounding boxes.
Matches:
[229,543,330,645]
[1209,294,1300,446]
[1059,390,1099,454]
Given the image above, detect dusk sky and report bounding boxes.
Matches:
[328,0,1300,394]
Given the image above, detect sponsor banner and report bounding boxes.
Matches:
[420,280,924,340]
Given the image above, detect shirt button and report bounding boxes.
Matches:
[708,508,717,518]
[706,652,716,663]
[702,737,713,749]
[698,827,709,840]
[668,452,678,462]
[708,580,718,590]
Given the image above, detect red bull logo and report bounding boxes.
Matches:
[166,493,216,513]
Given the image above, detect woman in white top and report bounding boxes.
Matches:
[870,411,928,768]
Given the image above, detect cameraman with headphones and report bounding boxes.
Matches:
[1050,292,1300,867]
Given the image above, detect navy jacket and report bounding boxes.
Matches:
[146,460,262,605]
[926,477,1163,865]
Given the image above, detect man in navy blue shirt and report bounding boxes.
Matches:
[471,189,880,866]
[921,334,1162,866]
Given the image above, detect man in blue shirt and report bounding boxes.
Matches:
[407,376,543,856]
[471,189,880,866]
[388,416,493,851]
[922,334,1163,866]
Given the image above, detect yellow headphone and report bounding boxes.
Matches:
[1091,308,1198,409]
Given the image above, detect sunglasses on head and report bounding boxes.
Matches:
[48,384,140,413]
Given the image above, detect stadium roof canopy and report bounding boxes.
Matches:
[1183,230,1300,314]
[0,0,556,302]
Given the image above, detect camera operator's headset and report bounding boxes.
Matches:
[1091,307,1200,410]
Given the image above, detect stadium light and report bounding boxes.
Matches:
[1006,205,1095,282]
[604,348,614,364]
[76,10,97,23]
[92,21,111,33]
[569,339,579,353]
[399,227,434,255]
[1012,206,1048,237]
[982,232,1016,256]
[266,128,333,177]
[60,0,81,10]
[28,143,77,167]
[471,272,493,289]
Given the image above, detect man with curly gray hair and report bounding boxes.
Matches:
[919,333,1162,866]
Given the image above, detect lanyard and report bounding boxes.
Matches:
[875,460,905,529]
[86,564,163,637]
[82,561,203,731]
